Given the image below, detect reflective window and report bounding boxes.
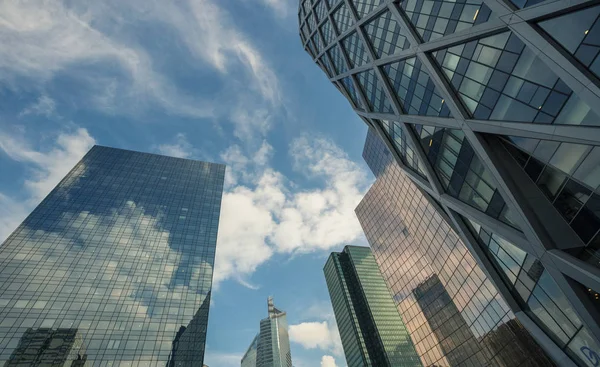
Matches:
[350,0,383,19]
[355,69,394,113]
[383,57,452,117]
[363,11,411,58]
[303,0,312,17]
[314,0,328,23]
[328,44,348,74]
[0,146,224,365]
[378,120,428,178]
[313,32,324,54]
[400,0,493,42]
[308,12,317,33]
[501,136,600,248]
[320,20,337,46]
[509,0,547,9]
[432,31,600,126]
[356,135,554,367]
[539,5,600,80]
[465,220,600,366]
[342,32,370,68]
[413,125,520,228]
[307,39,317,58]
[319,54,335,77]
[301,23,311,42]
[332,3,355,35]
[341,76,364,110]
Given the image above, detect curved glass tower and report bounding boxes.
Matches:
[299,0,600,366]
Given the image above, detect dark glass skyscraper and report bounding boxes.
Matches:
[324,245,421,367]
[0,146,225,366]
[300,0,600,365]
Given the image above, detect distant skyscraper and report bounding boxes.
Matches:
[300,0,600,365]
[324,245,421,367]
[241,297,292,367]
[0,146,225,365]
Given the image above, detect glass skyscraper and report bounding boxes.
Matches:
[324,245,421,367]
[0,145,225,366]
[300,0,600,365]
[241,297,292,367]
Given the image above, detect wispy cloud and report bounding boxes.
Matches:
[0,0,281,137]
[19,95,56,118]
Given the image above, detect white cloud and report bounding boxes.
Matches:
[0,127,95,203]
[289,320,343,357]
[321,355,340,367]
[0,193,30,243]
[19,95,56,118]
[156,133,194,159]
[213,135,371,288]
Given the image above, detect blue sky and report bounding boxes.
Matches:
[0,1,373,366]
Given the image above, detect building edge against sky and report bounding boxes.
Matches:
[324,245,421,367]
[0,145,225,366]
[299,0,600,366]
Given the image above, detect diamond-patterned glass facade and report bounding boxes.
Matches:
[328,44,347,74]
[320,20,336,46]
[377,120,428,178]
[314,0,328,22]
[383,57,452,117]
[341,76,364,109]
[312,32,323,54]
[300,0,600,364]
[350,0,383,19]
[332,3,355,35]
[363,11,411,58]
[539,5,600,80]
[320,54,335,77]
[464,219,600,367]
[355,69,393,113]
[413,125,520,229]
[432,32,600,126]
[400,0,493,42]
[342,32,369,68]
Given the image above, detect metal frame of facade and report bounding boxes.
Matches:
[299,0,600,365]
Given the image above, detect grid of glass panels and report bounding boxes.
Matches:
[355,69,394,113]
[313,32,324,54]
[383,57,452,117]
[341,76,364,109]
[412,124,520,229]
[332,3,355,35]
[363,11,411,58]
[464,219,600,367]
[377,120,428,179]
[314,0,328,22]
[319,54,335,77]
[399,0,493,42]
[320,20,336,46]
[538,5,600,80]
[328,44,348,74]
[342,32,370,68]
[500,136,600,267]
[308,12,317,33]
[508,0,546,9]
[349,0,383,19]
[356,131,554,367]
[432,31,600,126]
[0,146,225,366]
